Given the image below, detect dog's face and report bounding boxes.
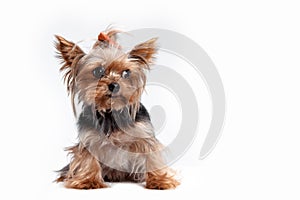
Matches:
[55,31,157,112]
[76,46,148,111]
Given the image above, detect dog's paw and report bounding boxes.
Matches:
[146,177,180,190]
[64,179,108,189]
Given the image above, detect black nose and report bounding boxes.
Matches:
[108,82,120,93]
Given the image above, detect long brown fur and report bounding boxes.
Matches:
[57,145,107,189]
[55,28,180,190]
[57,128,179,189]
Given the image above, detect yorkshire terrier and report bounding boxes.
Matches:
[54,28,179,189]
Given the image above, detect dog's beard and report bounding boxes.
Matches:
[92,85,141,112]
[94,93,130,112]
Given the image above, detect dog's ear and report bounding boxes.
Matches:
[55,35,85,93]
[128,38,158,68]
[55,35,86,117]
[55,35,85,68]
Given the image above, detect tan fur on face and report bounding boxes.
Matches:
[55,33,157,115]
[74,54,148,113]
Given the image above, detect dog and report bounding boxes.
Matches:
[55,28,179,189]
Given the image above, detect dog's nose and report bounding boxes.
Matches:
[108,82,120,93]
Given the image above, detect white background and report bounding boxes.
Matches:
[1,0,300,199]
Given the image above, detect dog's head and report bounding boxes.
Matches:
[55,30,157,114]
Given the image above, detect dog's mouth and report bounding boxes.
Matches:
[97,94,128,111]
[105,94,120,99]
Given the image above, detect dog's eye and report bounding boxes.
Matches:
[93,66,105,78]
[122,69,131,79]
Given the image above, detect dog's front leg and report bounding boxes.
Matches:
[56,144,107,189]
[145,146,180,190]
